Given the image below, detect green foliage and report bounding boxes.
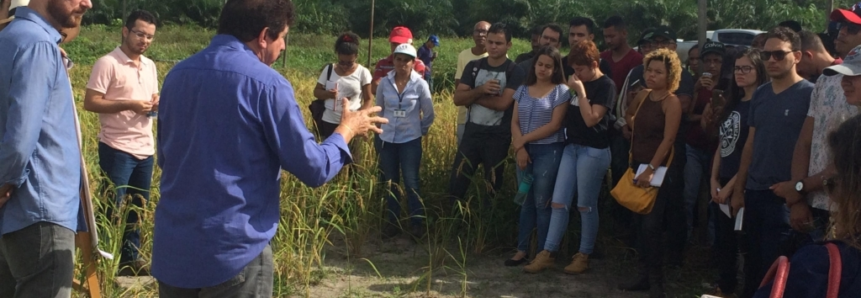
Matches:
[81,0,856,42]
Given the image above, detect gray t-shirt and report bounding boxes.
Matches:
[460,58,526,128]
[746,80,814,190]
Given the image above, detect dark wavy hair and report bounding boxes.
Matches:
[525,46,565,86]
[717,47,767,124]
[827,114,861,249]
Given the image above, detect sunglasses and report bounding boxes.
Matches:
[760,50,792,61]
[838,22,861,35]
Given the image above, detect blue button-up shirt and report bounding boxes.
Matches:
[375,71,435,144]
[153,34,353,288]
[0,8,81,235]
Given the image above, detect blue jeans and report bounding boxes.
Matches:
[684,144,711,244]
[98,142,153,264]
[741,190,792,298]
[544,144,611,254]
[516,143,563,253]
[375,137,424,228]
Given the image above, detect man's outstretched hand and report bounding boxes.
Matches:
[335,98,388,142]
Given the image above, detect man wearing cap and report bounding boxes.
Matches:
[83,9,159,276]
[683,40,725,244]
[371,26,426,95]
[729,27,814,298]
[769,8,861,258]
[417,35,438,91]
[0,0,92,296]
[796,30,841,82]
[454,21,492,145]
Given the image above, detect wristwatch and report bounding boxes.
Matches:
[795,180,805,193]
[648,164,656,171]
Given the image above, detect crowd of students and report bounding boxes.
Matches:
[3,0,861,297]
[309,9,861,298]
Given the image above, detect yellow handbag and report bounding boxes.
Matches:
[610,91,675,215]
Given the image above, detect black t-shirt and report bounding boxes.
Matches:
[565,75,617,149]
[459,58,527,136]
[563,56,612,80]
[515,51,536,64]
[718,100,751,180]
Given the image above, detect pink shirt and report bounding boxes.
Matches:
[86,47,158,159]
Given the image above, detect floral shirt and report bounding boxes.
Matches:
[807,74,859,211]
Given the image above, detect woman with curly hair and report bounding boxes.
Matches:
[617,48,683,298]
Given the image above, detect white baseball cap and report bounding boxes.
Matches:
[1,0,30,25]
[393,43,417,58]
[825,44,861,77]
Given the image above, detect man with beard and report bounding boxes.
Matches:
[0,0,92,297]
[83,10,159,277]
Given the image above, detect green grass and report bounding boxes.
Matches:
[66,24,718,298]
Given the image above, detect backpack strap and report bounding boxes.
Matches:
[465,58,487,124]
[326,63,334,81]
[825,242,843,298]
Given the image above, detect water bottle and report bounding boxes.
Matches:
[513,173,534,206]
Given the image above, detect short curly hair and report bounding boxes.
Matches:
[568,40,600,67]
[643,48,682,93]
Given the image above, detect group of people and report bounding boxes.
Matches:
[2,0,861,298]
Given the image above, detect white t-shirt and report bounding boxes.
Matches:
[317,64,372,124]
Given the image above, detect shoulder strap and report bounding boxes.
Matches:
[825,242,843,298]
[326,64,334,81]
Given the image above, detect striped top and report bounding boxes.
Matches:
[514,84,570,144]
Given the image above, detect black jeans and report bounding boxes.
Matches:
[447,125,511,203]
[0,222,76,298]
[158,245,273,298]
[740,190,792,298]
[631,144,686,284]
[714,178,740,294]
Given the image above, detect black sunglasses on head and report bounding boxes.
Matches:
[760,50,792,61]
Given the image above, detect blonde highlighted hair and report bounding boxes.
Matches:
[643,48,682,93]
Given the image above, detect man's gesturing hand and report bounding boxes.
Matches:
[335,98,388,142]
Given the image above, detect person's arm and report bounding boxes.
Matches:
[710,147,722,201]
[772,116,814,206]
[419,81,435,135]
[571,77,610,127]
[313,83,337,101]
[453,82,491,106]
[360,83,373,110]
[474,88,515,111]
[731,127,755,216]
[260,85,386,187]
[0,42,58,192]
[678,94,692,117]
[700,102,713,130]
[83,89,152,114]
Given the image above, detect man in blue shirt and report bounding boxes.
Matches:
[0,0,92,297]
[416,34,438,90]
[153,0,387,296]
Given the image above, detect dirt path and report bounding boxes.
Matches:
[298,235,652,298]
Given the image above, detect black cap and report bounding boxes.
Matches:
[645,26,677,41]
[638,28,655,45]
[701,41,726,57]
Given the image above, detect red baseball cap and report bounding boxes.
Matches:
[831,3,861,25]
[389,26,413,44]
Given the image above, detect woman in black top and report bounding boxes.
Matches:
[522,41,616,274]
[701,47,767,297]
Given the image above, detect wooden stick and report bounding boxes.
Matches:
[75,232,102,298]
[367,0,375,67]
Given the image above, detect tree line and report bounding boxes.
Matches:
[85,0,854,43]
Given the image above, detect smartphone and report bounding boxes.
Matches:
[711,89,725,112]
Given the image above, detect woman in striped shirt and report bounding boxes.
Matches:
[506,46,569,266]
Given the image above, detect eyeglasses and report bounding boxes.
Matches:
[838,22,861,35]
[473,29,488,36]
[130,29,154,40]
[760,50,792,61]
[338,60,355,67]
[734,65,754,74]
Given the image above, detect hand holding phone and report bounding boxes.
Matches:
[711,89,725,114]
